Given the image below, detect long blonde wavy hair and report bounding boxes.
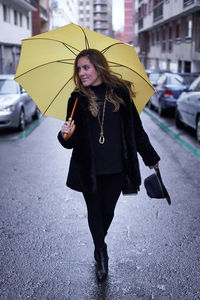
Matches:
[73,49,135,117]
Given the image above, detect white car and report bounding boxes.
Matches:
[0,74,40,131]
[175,75,200,143]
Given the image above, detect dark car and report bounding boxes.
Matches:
[148,72,198,116]
[0,75,40,131]
[175,75,200,143]
[145,69,166,88]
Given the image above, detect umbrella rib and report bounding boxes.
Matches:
[62,43,78,56]
[43,76,73,115]
[101,43,125,54]
[22,37,80,54]
[107,61,155,91]
[78,25,90,49]
[15,59,75,79]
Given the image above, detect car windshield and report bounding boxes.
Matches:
[149,72,161,84]
[181,75,198,86]
[189,76,200,91]
[0,79,18,94]
[167,74,184,86]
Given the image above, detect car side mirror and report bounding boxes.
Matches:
[20,86,26,93]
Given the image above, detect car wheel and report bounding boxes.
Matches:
[18,109,25,131]
[196,116,200,143]
[32,107,41,120]
[158,101,165,117]
[175,110,184,129]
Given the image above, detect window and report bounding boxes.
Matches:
[166,75,183,86]
[156,31,160,44]
[152,32,155,46]
[157,74,167,86]
[168,27,173,51]
[162,28,166,51]
[186,20,192,39]
[27,15,30,29]
[176,23,180,39]
[19,12,23,27]
[14,10,18,25]
[3,4,9,22]
[190,77,200,92]
[0,80,19,95]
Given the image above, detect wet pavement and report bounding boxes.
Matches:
[0,113,200,300]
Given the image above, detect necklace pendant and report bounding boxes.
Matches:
[99,134,105,144]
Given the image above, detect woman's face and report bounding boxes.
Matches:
[77,56,102,87]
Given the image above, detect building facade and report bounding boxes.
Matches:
[79,0,113,37]
[135,0,200,72]
[49,0,79,30]
[79,0,93,30]
[0,0,38,74]
[32,0,50,36]
[123,0,134,43]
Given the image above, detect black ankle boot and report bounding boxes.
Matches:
[95,245,108,282]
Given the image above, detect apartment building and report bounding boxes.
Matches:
[136,0,200,72]
[79,0,93,29]
[50,0,79,29]
[79,0,113,37]
[0,0,37,74]
[32,0,50,35]
[123,0,134,43]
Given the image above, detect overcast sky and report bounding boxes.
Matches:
[112,0,124,31]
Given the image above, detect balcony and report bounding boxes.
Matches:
[94,22,108,30]
[93,0,107,3]
[40,5,48,21]
[12,0,38,11]
[183,0,194,7]
[93,7,107,13]
[94,15,108,21]
[153,2,163,22]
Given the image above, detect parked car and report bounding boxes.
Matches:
[148,72,198,116]
[145,69,167,88]
[175,75,200,143]
[0,74,40,131]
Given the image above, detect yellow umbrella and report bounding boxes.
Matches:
[14,23,154,121]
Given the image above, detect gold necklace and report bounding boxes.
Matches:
[97,97,107,144]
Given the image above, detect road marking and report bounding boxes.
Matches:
[0,117,44,142]
[144,109,200,161]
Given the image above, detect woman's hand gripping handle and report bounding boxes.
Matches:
[61,97,78,141]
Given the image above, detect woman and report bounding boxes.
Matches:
[58,49,160,282]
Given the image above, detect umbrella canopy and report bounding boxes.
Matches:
[15,23,154,121]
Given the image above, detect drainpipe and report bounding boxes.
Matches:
[0,45,4,74]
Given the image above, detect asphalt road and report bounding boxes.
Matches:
[0,112,200,300]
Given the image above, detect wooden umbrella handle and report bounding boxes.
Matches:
[63,98,78,140]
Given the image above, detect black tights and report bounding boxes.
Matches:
[83,173,123,248]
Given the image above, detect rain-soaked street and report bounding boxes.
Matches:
[0,111,200,300]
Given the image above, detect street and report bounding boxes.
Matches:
[0,112,200,300]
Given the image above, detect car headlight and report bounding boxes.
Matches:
[0,105,15,112]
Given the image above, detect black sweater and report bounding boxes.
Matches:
[89,83,123,174]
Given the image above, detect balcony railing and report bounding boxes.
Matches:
[29,0,39,8]
[93,0,107,3]
[40,5,48,21]
[183,0,194,8]
[153,2,163,22]
[93,7,107,12]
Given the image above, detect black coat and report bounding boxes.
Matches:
[57,87,160,195]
